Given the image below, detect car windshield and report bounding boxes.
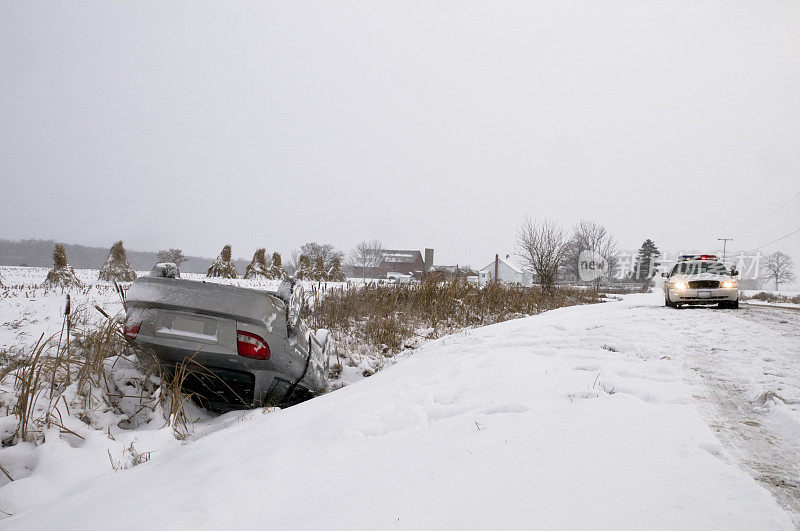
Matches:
[671,261,729,275]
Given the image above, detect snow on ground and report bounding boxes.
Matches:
[682,303,800,517]
[0,267,360,513]
[2,279,797,529]
[743,299,800,309]
[742,289,800,298]
[740,289,800,309]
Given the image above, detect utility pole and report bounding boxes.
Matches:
[718,237,733,263]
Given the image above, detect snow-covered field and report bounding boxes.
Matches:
[1,267,799,528]
[0,266,291,356]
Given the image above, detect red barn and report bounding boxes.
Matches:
[352,248,433,279]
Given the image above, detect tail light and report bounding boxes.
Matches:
[124,322,141,339]
[237,331,270,360]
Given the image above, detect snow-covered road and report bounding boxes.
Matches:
[684,302,800,521]
[3,291,799,529]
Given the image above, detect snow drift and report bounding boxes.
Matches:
[2,291,794,529]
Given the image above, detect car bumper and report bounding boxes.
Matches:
[133,341,303,410]
[666,288,739,304]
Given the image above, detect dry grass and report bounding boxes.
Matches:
[108,441,151,471]
[4,311,135,442]
[597,284,651,295]
[1,308,202,444]
[159,358,198,440]
[11,334,50,441]
[71,317,127,411]
[2,277,602,437]
[305,278,600,354]
[742,292,800,304]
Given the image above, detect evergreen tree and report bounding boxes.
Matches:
[634,239,660,282]
[99,240,137,282]
[207,244,238,278]
[267,252,287,280]
[244,248,269,279]
[44,243,82,288]
[311,256,327,281]
[295,254,312,280]
[327,256,346,282]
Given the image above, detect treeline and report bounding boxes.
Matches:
[0,239,249,273]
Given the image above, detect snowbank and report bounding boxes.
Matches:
[2,290,793,529]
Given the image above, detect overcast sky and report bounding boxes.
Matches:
[2,1,799,269]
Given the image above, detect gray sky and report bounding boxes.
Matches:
[2,1,799,269]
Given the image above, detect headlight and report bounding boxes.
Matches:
[670,281,687,290]
[721,281,737,289]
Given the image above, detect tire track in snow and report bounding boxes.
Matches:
[681,304,800,526]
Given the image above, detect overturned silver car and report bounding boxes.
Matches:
[123,265,330,411]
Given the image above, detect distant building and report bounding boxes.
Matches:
[353,248,431,279]
[431,265,478,281]
[478,257,532,286]
[386,272,413,284]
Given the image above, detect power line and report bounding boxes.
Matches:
[733,190,800,237]
[717,237,733,262]
[744,228,800,253]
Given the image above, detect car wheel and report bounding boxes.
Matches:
[731,299,739,309]
[664,296,671,307]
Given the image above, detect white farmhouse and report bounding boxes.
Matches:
[478,257,532,286]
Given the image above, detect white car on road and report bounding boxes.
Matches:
[661,255,739,309]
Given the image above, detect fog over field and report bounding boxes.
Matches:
[1,1,798,268]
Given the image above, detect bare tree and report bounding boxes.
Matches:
[516,218,568,291]
[287,249,300,275]
[289,242,344,276]
[564,220,620,286]
[299,242,344,270]
[349,239,384,281]
[157,248,188,267]
[762,251,795,290]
